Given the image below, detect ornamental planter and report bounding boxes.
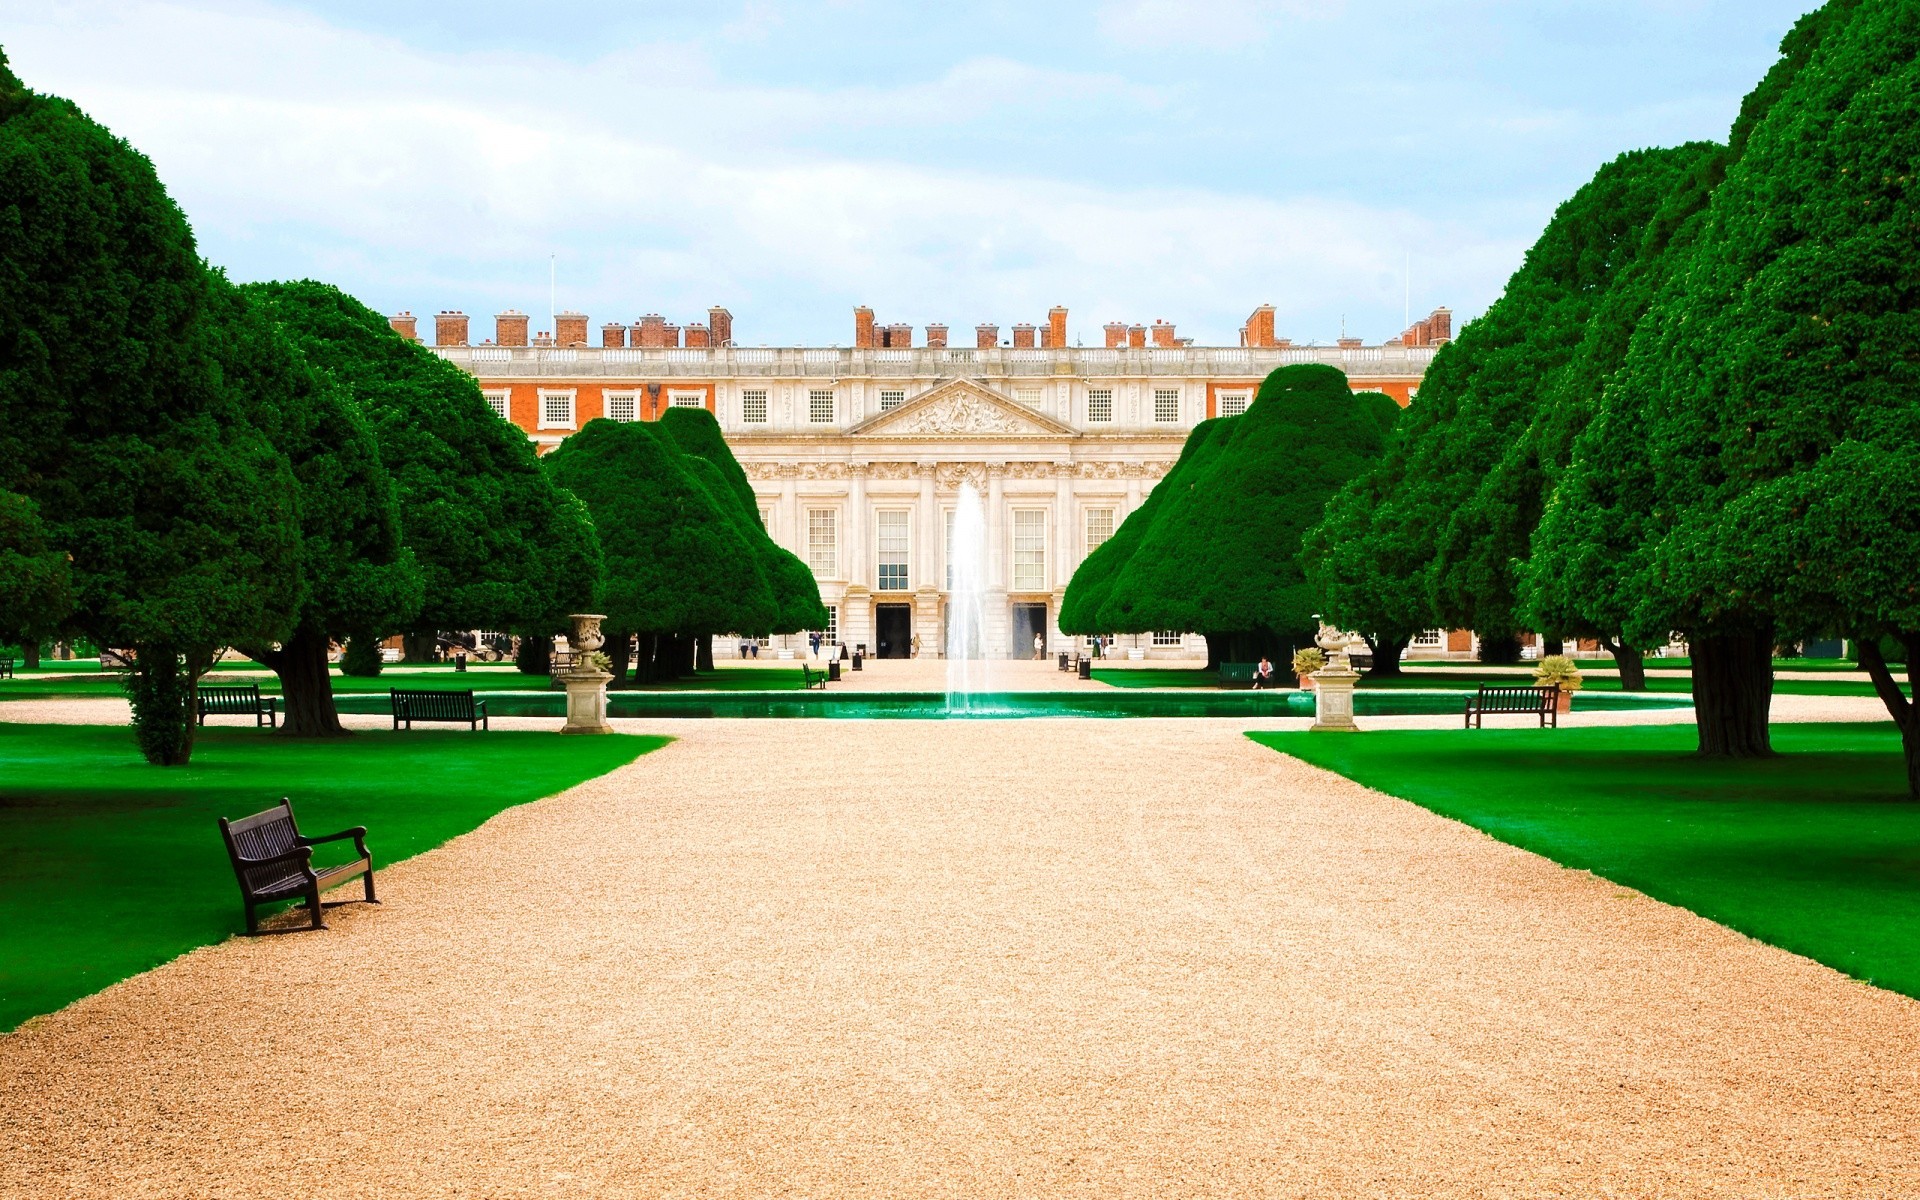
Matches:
[1555,689,1575,715]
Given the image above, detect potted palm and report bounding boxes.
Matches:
[1291,646,1327,689]
[1533,654,1583,713]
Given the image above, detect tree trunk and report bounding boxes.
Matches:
[1603,638,1647,692]
[1362,634,1409,678]
[1858,635,1919,799]
[696,634,715,673]
[1478,632,1523,665]
[606,630,632,685]
[22,643,40,669]
[261,627,349,738]
[1690,630,1775,757]
[402,631,437,663]
[125,643,196,766]
[516,634,551,676]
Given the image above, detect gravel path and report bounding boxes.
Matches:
[4,718,1918,1198]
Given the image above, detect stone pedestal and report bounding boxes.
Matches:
[561,667,615,735]
[1309,665,1360,731]
[559,613,614,735]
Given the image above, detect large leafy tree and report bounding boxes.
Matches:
[1531,0,1868,758]
[1074,365,1398,669]
[226,285,422,736]
[247,282,599,652]
[0,491,71,665]
[1608,0,1914,783]
[542,419,776,683]
[0,54,303,764]
[656,406,826,658]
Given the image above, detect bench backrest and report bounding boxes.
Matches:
[391,688,478,719]
[219,799,300,892]
[1473,684,1557,711]
[199,684,262,712]
[1219,663,1256,682]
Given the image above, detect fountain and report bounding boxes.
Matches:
[945,481,990,712]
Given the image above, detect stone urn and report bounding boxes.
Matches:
[1308,622,1361,733]
[559,613,614,735]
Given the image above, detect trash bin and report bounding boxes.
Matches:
[1077,658,1092,680]
[827,659,841,682]
[1058,652,1070,671]
[851,650,863,671]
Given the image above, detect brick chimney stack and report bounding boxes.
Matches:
[661,323,681,348]
[708,306,733,346]
[854,306,877,349]
[1337,335,1364,349]
[635,314,668,349]
[555,311,588,347]
[1430,306,1452,343]
[684,323,711,349]
[601,323,627,349]
[1242,305,1277,349]
[389,312,419,342]
[1011,323,1036,349]
[495,310,528,347]
[976,323,999,349]
[1128,324,1147,349]
[1150,320,1176,348]
[1046,306,1068,349]
[434,311,469,347]
[925,323,948,349]
[1104,322,1128,349]
[533,330,554,347]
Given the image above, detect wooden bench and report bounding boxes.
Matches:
[218,798,376,934]
[1219,662,1257,689]
[390,688,488,730]
[196,683,279,728]
[0,656,12,680]
[1464,684,1560,729]
[800,663,827,689]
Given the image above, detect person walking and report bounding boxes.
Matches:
[1033,632,1045,661]
[910,632,922,658]
[809,631,822,658]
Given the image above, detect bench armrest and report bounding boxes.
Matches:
[474,699,487,714]
[299,825,367,845]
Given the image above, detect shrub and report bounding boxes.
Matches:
[1534,654,1584,691]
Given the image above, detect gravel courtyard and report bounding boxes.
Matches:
[4,718,1917,1198]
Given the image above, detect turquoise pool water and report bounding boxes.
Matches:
[333,689,1695,720]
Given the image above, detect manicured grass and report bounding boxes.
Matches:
[0,724,664,1032]
[1250,723,1920,997]
[0,666,813,702]
[1092,667,1226,688]
[1091,666,1882,697]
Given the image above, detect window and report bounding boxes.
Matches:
[538,390,576,430]
[757,508,770,531]
[1014,386,1043,408]
[669,391,705,409]
[879,389,905,412]
[1154,388,1180,423]
[1085,507,1114,554]
[822,606,838,643]
[1088,388,1113,423]
[1217,391,1251,418]
[809,388,836,424]
[1012,509,1046,591]
[605,392,637,423]
[482,390,511,422]
[807,509,837,578]
[1153,630,1184,646]
[1412,629,1444,649]
[876,510,910,591]
[742,389,769,424]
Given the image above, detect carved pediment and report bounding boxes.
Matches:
[850,379,1075,438]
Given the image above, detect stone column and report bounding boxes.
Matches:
[1053,462,1074,591]
[847,462,869,589]
[917,461,939,590]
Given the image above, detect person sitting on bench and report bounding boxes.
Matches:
[1251,656,1276,689]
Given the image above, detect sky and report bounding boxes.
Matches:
[3,0,1816,346]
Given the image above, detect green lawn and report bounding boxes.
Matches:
[0,665,813,702]
[1250,723,1920,998]
[0,724,664,1032]
[1091,666,1883,697]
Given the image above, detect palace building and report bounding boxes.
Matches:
[396,303,1448,660]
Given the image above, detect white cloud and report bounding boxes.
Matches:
[1,0,1512,343]
[1096,0,1346,49]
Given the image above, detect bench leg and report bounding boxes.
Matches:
[364,868,378,904]
[306,885,327,931]
[244,902,259,937]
